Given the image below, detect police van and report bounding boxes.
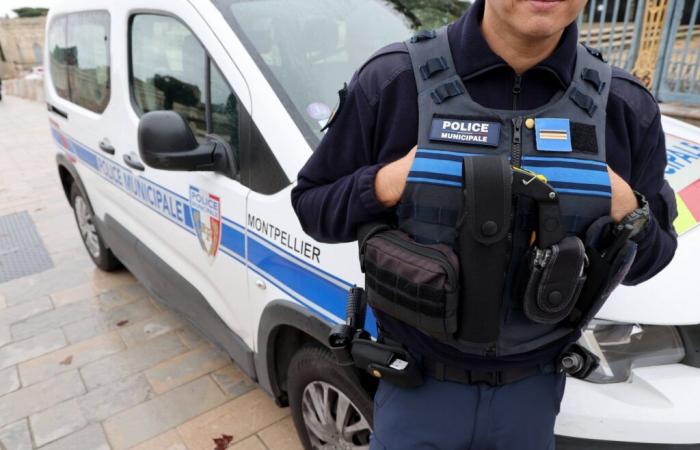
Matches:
[44,1,700,448]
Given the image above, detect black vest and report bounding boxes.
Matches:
[395,28,613,357]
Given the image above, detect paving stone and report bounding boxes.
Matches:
[96,290,137,310]
[258,417,303,450]
[0,366,20,396]
[19,331,125,386]
[0,326,10,348]
[118,283,150,302]
[49,283,99,308]
[30,399,88,447]
[80,332,188,390]
[145,345,230,394]
[38,424,110,450]
[211,365,256,399]
[62,298,158,344]
[177,326,207,349]
[0,420,32,450]
[77,373,152,423]
[119,310,186,347]
[2,267,89,307]
[103,376,228,450]
[88,269,137,292]
[177,390,289,450]
[129,429,188,450]
[11,299,100,341]
[230,436,267,450]
[0,370,85,426]
[0,296,53,326]
[0,329,66,370]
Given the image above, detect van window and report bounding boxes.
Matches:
[48,16,70,100]
[130,15,208,136]
[129,14,289,194]
[48,12,110,113]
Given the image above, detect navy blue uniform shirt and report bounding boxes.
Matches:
[292,0,678,369]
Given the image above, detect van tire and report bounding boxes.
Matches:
[287,345,373,450]
[70,183,121,271]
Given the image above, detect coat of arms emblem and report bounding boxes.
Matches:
[189,186,221,258]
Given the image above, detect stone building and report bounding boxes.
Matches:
[0,16,47,79]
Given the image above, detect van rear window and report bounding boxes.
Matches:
[48,11,111,114]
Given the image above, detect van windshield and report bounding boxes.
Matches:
[212,0,469,145]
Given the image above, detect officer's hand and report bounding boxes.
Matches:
[608,166,639,222]
[375,146,417,207]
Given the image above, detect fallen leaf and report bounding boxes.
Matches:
[213,434,234,450]
[59,355,73,366]
[116,320,129,327]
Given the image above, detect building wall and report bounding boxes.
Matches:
[0,16,47,79]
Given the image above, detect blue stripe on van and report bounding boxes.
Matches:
[49,125,370,334]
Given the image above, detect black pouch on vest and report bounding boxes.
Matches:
[568,216,638,326]
[523,236,587,324]
[360,229,460,341]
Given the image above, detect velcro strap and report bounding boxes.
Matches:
[396,203,459,227]
[581,68,605,94]
[569,89,597,116]
[420,57,449,80]
[430,80,465,104]
[410,29,437,43]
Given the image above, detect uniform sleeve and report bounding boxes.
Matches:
[623,107,679,285]
[290,75,391,243]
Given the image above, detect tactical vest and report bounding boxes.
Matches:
[360,27,637,358]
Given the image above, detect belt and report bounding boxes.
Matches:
[423,359,552,387]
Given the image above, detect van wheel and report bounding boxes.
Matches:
[287,345,373,450]
[70,183,121,271]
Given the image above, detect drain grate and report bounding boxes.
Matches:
[0,211,54,283]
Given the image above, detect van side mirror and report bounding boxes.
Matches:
[138,111,234,173]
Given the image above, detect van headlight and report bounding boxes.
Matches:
[578,320,686,383]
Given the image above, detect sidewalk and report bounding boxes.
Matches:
[0,95,302,450]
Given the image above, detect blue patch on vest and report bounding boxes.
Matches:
[535,118,573,152]
[430,118,500,147]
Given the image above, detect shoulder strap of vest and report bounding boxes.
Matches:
[405,27,464,100]
[571,44,613,117]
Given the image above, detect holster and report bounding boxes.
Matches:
[523,236,588,324]
[457,155,512,345]
[568,216,638,327]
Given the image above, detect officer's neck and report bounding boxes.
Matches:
[480,7,563,75]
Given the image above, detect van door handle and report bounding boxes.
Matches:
[123,153,145,171]
[47,103,68,119]
[98,139,115,155]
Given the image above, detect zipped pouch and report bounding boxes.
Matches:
[361,229,460,341]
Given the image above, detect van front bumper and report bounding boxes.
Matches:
[555,364,700,447]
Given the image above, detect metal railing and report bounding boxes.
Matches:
[577,0,700,105]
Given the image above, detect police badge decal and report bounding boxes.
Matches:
[189,186,222,259]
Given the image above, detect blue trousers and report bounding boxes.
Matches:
[370,372,566,450]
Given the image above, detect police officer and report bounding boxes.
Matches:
[292,0,678,448]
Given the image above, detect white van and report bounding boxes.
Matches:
[44,1,700,448]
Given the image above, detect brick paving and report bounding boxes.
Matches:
[0,96,303,450]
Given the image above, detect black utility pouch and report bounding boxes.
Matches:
[360,229,460,341]
[523,236,588,324]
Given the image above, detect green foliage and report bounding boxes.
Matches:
[12,8,49,18]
